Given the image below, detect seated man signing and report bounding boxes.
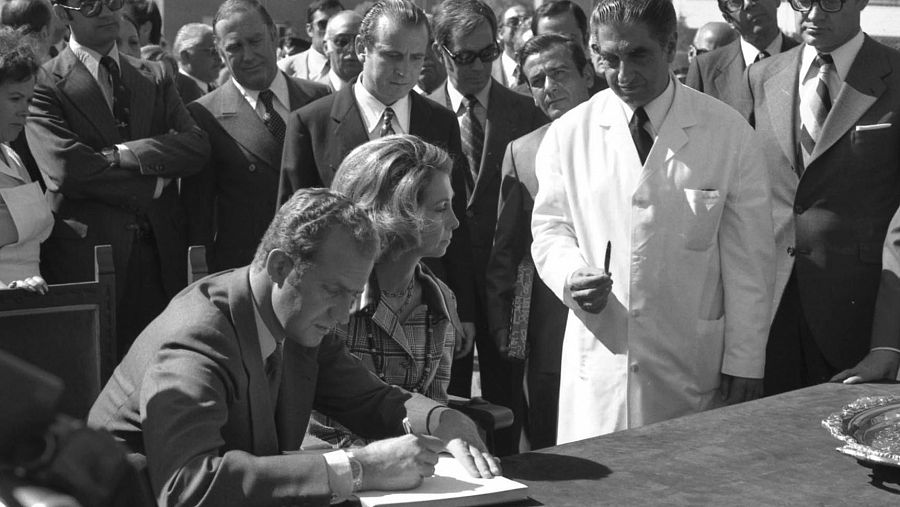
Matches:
[88,188,499,506]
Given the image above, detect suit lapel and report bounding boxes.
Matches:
[285,73,316,111]
[214,80,282,168]
[712,42,743,98]
[763,50,801,168]
[55,48,119,143]
[229,268,279,455]
[633,81,691,193]
[810,36,887,164]
[119,57,155,141]
[330,85,368,162]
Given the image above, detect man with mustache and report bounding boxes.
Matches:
[321,10,362,91]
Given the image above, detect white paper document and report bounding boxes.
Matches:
[356,455,529,506]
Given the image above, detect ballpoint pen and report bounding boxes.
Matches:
[604,240,611,275]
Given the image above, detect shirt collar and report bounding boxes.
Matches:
[740,33,784,67]
[69,38,120,79]
[232,71,290,111]
[328,68,348,92]
[800,30,864,84]
[619,75,675,137]
[447,79,491,114]
[308,47,329,76]
[180,68,212,93]
[501,51,518,85]
[353,81,411,135]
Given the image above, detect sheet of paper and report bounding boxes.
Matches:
[357,455,529,507]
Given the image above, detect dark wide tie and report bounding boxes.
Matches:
[258,89,286,145]
[460,95,484,191]
[265,340,284,404]
[100,56,131,140]
[380,107,396,137]
[629,106,653,165]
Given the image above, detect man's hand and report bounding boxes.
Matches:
[492,328,510,358]
[432,409,501,479]
[567,267,612,314]
[719,374,763,404]
[353,434,445,491]
[5,275,49,294]
[455,322,476,359]
[831,350,900,384]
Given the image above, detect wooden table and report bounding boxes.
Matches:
[501,382,900,505]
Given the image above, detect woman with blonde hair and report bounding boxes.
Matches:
[311,134,466,446]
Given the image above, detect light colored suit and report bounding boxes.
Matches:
[532,82,775,444]
[277,49,328,81]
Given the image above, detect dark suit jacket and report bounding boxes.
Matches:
[427,80,547,310]
[25,47,210,298]
[748,36,900,368]
[175,71,205,105]
[183,75,329,271]
[88,267,446,506]
[485,124,567,371]
[687,35,799,120]
[278,85,478,320]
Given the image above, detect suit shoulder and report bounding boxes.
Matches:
[510,124,550,152]
[414,93,456,121]
[122,54,167,82]
[289,76,331,100]
[747,45,799,85]
[296,92,336,120]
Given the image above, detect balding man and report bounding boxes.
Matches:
[173,23,223,103]
[321,10,362,91]
[689,21,737,63]
[686,0,798,119]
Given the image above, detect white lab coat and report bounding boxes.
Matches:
[532,83,775,444]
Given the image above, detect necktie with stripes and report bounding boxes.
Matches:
[799,53,835,168]
[460,95,484,191]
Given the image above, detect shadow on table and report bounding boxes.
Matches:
[862,462,900,495]
[504,453,611,482]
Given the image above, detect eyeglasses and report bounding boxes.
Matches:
[56,0,124,18]
[328,34,356,48]
[503,15,526,28]
[789,0,846,12]
[441,43,501,65]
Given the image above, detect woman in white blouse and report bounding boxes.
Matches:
[0,28,53,292]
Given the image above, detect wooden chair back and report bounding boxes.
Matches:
[0,245,116,419]
[187,245,209,284]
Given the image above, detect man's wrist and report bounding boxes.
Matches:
[101,146,120,167]
[346,450,364,492]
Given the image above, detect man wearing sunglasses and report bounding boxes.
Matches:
[278,0,343,82]
[686,0,798,120]
[322,10,363,91]
[173,23,223,104]
[278,0,480,362]
[748,0,900,394]
[492,4,529,89]
[428,0,546,457]
[181,0,329,274]
[25,0,210,353]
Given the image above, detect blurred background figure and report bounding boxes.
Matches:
[688,21,737,63]
[172,22,222,103]
[277,0,343,80]
[531,0,606,94]
[0,0,66,62]
[277,27,309,59]
[140,44,178,76]
[117,13,141,59]
[311,134,462,446]
[493,3,530,88]
[124,0,162,47]
[415,15,447,95]
[0,27,52,293]
[322,10,362,91]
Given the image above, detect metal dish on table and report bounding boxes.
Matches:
[822,395,900,468]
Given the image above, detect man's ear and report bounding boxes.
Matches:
[265,249,294,287]
[432,41,446,66]
[355,35,366,63]
[52,3,72,22]
[306,22,315,40]
[581,62,595,89]
[665,33,678,64]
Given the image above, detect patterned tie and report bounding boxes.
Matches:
[629,107,653,165]
[99,56,130,140]
[754,50,770,63]
[460,95,484,190]
[258,89,286,145]
[799,53,836,168]
[265,340,284,404]
[380,107,396,137]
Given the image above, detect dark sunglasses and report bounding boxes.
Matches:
[313,19,329,31]
[441,43,501,66]
[57,0,124,17]
[789,0,846,12]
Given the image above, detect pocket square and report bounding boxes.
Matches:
[855,123,892,132]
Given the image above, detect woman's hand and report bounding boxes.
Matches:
[4,275,49,294]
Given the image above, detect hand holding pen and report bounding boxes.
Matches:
[567,241,613,314]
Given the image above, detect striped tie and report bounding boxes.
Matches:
[460,95,484,191]
[799,53,835,168]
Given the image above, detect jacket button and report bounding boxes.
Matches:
[793,205,804,214]
[249,164,256,172]
[787,247,795,256]
[630,363,640,373]
[466,210,474,218]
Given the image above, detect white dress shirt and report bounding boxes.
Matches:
[353,82,411,140]
[232,71,290,124]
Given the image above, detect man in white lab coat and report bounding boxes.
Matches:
[531,0,776,444]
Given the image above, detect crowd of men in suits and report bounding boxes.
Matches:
[3,0,900,501]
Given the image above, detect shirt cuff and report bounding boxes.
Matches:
[152,177,169,199]
[871,347,900,355]
[323,449,353,502]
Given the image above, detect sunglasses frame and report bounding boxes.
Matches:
[789,0,846,12]
[441,42,501,66]
[57,0,124,18]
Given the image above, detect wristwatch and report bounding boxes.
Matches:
[346,450,364,492]
[101,146,120,168]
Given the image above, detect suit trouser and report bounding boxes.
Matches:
[764,270,838,396]
[117,226,168,358]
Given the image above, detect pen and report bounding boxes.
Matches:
[402,417,414,435]
[604,240,611,275]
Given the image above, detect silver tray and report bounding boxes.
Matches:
[822,395,900,468]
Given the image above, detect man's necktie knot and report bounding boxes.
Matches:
[755,50,770,63]
[258,89,286,145]
[380,107,396,137]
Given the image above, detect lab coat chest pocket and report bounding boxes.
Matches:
[682,188,722,251]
